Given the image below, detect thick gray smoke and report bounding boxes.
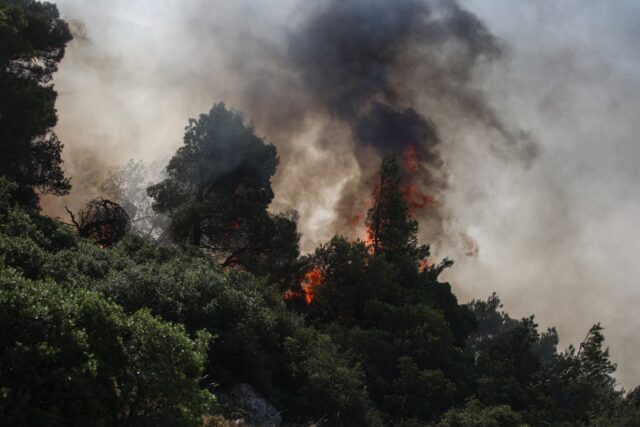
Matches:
[285,0,482,242]
[287,0,498,119]
[47,0,640,389]
[250,0,534,247]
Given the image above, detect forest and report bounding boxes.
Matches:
[1,1,639,426]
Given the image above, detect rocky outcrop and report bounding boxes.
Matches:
[219,383,282,427]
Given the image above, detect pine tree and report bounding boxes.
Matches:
[365,155,429,265]
[0,0,73,208]
[147,103,299,275]
[576,323,617,388]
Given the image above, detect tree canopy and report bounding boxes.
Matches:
[148,103,300,278]
[0,0,72,208]
[0,265,214,426]
[366,155,429,264]
[284,156,476,423]
[0,176,380,426]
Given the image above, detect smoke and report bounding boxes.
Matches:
[450,0,640,391]
[344,102,446,242]
[261,0,533,247]
[48,0,534,249]
[47,0,640,389]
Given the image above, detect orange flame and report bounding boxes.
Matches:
[400,144,438,213]
[418,258,433,272]
[349,212,365,227]
[363,231,374,249]
[400,182,437,211]
[362,227,376,254]
[404,144,419,173]
[301,267,324,304]
[285,266,325,304]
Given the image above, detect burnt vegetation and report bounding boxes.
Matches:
[0,1,639,426]
[66,198,131,247]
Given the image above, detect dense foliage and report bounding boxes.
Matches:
[147,103,300,281]
[0,0,72,208]
[0,270,214,426]
[1,1,639,426]
[0,178,378,426]
[285,158,476,423]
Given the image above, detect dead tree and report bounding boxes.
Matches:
[66,198,131,247]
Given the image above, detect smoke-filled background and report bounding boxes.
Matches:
[45,0,640,389]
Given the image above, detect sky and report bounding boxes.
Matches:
[48,0,640,389]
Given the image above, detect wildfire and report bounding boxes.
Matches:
[285,266,325,305]
[349,212,365,227]
[400,144,438,213]
[301,267,324,304]
[362,227,373,254]
[404,144,419,173]
[363,230,374,251]
[400,182,437,211]
[418,258,433,272]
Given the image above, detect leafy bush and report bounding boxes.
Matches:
[0,268,214,426]
[436,399,523,427]
[85,238,379,425]
[0,187,380,425]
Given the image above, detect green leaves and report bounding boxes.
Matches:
[0,268,214,426]
[437,399,524,427]
[118,310,215,426]
[147,103,300,279]
[0,0,72,208]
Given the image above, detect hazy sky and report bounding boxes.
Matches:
[49,0,640,389]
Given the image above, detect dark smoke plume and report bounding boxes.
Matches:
[275,0,532,248]
[49,0,534,254]
[356,104,439,156]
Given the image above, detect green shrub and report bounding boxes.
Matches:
[0,189,379,425]
[436,399,524,427]
[0,268,215,426]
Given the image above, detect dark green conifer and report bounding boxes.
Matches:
[0,0,72,208]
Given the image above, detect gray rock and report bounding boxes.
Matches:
[221,383,282,427]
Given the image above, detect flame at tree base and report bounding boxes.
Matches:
[285,266,324,305]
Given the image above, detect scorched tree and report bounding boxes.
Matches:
[148,103,299,276]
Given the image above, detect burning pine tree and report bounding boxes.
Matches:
[366,155,430,265]
[287,156,438,306]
